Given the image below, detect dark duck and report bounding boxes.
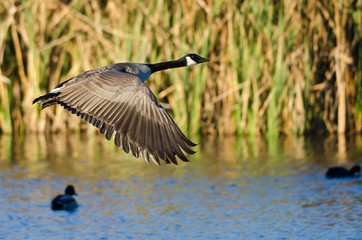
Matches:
[325,165,361,178]
[51,185,79,211]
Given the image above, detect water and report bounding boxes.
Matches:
[0,134,361,239]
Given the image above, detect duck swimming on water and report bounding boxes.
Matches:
[325,165,361,178]
[51,185,79,211]
[33,54,209,166]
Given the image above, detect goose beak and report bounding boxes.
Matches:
[200,57,209,63]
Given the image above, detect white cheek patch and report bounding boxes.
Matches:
[186,56,197,66]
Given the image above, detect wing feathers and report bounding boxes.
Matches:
[36,68,195,165]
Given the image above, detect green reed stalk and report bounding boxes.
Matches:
[0,0,361,136]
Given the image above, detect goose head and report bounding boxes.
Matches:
[183,53,209,66]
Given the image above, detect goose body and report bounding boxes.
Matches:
[325,165,361,178]
[33,54,209,165]
[51,185,78,211]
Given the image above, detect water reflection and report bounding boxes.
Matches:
[1,133,361,186]
[0,133,361,239]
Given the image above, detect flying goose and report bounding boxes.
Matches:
[51,185,78,211]
[33,54,209,165]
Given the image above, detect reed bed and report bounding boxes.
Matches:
[0,0,361,136]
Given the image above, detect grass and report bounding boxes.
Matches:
[0,0,361,137]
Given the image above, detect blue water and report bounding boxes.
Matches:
[0,135,361,239]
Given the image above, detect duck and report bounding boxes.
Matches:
[33,54,209,165]
[325,165,361,178]
[51,185,79,211]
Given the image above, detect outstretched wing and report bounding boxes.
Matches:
[49,69,196,165]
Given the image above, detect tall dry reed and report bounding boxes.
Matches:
[0,0,361,136]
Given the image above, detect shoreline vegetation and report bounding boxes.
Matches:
[1,0,361,137]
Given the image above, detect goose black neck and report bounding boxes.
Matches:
[147,58,186,74]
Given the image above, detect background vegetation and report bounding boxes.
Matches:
[0,0,361,137]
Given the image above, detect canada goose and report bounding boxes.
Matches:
[325,165,361,178]
[51,185,78,211]
[33,54,209,165]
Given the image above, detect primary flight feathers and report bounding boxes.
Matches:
[33,54,209,165]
